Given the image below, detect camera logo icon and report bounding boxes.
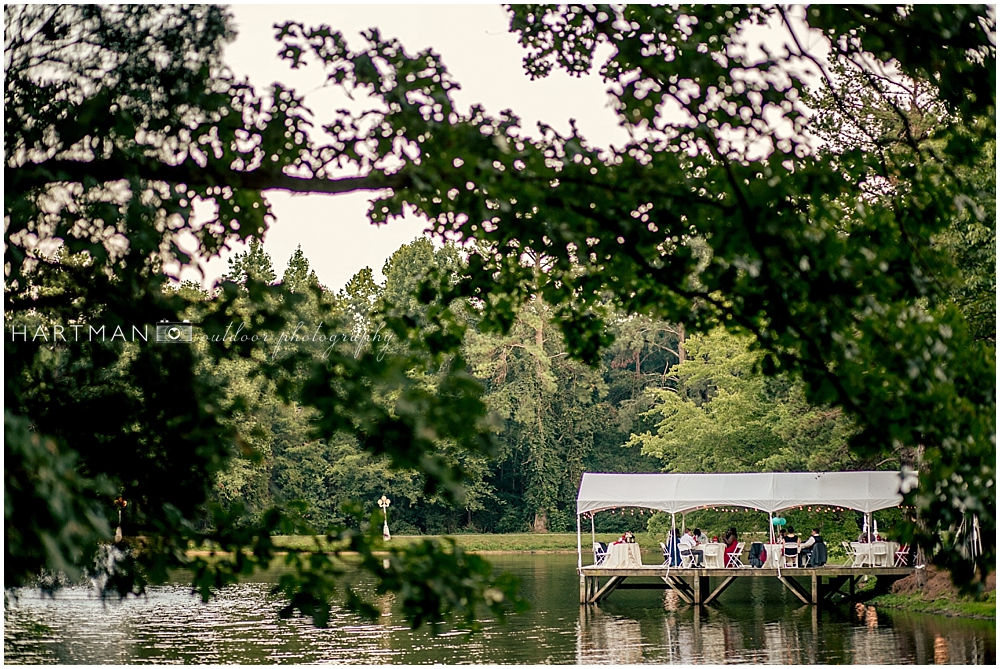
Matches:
[156,320,194,343]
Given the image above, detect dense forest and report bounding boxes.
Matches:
[182,236,879,542]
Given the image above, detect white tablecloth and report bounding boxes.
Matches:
[604,542,643,568]
[765,543,786,568]
[850,542,899,567]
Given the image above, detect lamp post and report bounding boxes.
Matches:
[378,495,391,541]
[114,496,127,543]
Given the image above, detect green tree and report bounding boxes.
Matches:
[204,245,311,524]
[270,240,479,534]
[808,61,996,346]
[376,239,501,533]
[224,239,279,286]
[282,245,322,294]
[468,295,608,533]
[630,328,856,473]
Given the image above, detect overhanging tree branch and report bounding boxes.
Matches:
[7,159,412,195]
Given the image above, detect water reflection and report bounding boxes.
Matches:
[4,554,994,664]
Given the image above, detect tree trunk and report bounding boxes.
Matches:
[915,547,927,587]
[529,250,550,536]
[677,322,686,364]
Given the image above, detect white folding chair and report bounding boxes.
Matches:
[850,542,870,568]
[872,542,888,567]
[593,542,608,566]
[841,541,854,566]
[894,544,910,567]
[726,542,745,568]
[782,544,799,568]
[679,548,694,568]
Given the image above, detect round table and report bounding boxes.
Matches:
[850,541,899,567]
[604,542,643,568]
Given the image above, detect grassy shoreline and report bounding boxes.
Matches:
[264,531,782,554]
[867,591,996,620]
[266,532,639,554]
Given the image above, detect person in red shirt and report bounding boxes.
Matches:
[723,527,739,567]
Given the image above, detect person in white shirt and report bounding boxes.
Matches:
[799,528,823,567]
[679,529,704,567]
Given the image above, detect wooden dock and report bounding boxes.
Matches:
[579,565,915,606]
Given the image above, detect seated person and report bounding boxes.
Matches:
[857,528,880,543]
[783,526,800,561]
[723,526,740,566]
[748,541,768,568]
[693,528,709,545]
[798,528,826,566]
[680,529,704,567]
[664,529,682,566]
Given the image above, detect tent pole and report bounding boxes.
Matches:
[771,511,781,574]
[577,512,582,570]
[591,513,595,548]
[669,512,676,573]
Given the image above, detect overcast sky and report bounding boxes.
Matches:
[190,3,815,292]
[186,3,627,290]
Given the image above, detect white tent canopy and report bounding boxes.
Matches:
[576,471,907,516]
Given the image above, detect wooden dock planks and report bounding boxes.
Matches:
[579,565,913,605]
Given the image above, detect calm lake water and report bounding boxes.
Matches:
[4,553,995,664]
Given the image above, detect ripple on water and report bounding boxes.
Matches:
[4,555,996,664]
